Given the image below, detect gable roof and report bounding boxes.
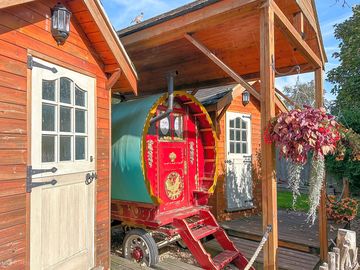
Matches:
[1,0,138,94]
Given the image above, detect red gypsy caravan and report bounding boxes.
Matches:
[111,75,252,270]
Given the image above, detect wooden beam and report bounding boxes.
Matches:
[184,33,262,101]
[271,1,322,69]
[216,103,230,122]
[293,11,304,38]
[106,69,122,91]
[275,96,288,113]
[315,68,328,262]
[0,0,35,9]
[275,89,301,109]
[260,3,278,269]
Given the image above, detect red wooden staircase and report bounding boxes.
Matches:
[173,209,253,270]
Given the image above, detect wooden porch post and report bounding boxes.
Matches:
[260,2,278,269]
[315,68,328,262]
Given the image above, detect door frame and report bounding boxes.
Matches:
[225,111,254,212]
[26,51,98,270]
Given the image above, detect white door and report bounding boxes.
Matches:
[30,57,96,270]
[225,112,253,210]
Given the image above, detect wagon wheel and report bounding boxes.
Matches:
[123,229,159,267]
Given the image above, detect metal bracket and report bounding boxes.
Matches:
[27,55,58,73]
[26,165,58,193]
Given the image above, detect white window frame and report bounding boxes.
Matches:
[31,57,96,177]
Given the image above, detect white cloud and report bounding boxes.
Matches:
[321,13,351,38]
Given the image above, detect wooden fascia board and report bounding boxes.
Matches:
[84,0,138,94]
[0,0,35,9]
[184,33,262,101]
[271,1,322,69]
[310,0,327,63]
[121,0,257,46]
[295,0,326,64]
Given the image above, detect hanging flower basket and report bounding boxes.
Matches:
[264,106,341,223]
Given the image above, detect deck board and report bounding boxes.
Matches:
[220,210,343,253]
[204,237,320,270]
[111,255,202,270]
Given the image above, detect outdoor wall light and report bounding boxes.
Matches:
[51,3,71,45]
[242,90,250,106]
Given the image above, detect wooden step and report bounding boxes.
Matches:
[192,225,218,240]
[188,218,206,229]
[213,250,239,269]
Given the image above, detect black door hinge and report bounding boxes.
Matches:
[26,165,58,193]
[27,55,58,73]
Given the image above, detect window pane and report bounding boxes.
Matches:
[159,114,170,139]
[75,109,85,133]
[60,106,71,132]
[42,104,55,131]
[230,142,235,153]
[60,78,72,104]
[75,136,85,160]
[60,136,71,161]
[174,115,183,139]
[236,142,241,153]
[42,135,55,162]
[75,86,86,107]
[42,80,56,101]
[242,130,247,141]
[235,118,240,128]
[242,120,247,129]
[242,143,247,154]
[230,119,234,128]
[236,130,240,141]
[230,129,234,140]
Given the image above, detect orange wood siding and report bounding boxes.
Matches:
[208,94,262,221]
[0,1,111,269]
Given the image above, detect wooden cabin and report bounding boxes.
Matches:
[0,1,137,269]
[195,83,287,221]
[114,0,327,267]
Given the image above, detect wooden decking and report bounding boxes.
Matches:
[204,237,320,270]
[111,255,202,270]
[220,210,343,254]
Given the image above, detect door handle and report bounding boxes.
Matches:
[85,172,97,185]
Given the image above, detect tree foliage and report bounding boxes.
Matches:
[326,5,360,192]
[283,80,316,109]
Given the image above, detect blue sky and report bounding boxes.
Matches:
[102,0,357,101]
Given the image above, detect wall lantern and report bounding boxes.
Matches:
[242,90,250,106]
[51,3,71,45]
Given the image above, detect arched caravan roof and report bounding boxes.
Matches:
[112,91,217,204]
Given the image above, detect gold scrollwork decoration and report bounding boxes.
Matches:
[165,172,184,200]
[147,140,154,168]
[189,142,195,165]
